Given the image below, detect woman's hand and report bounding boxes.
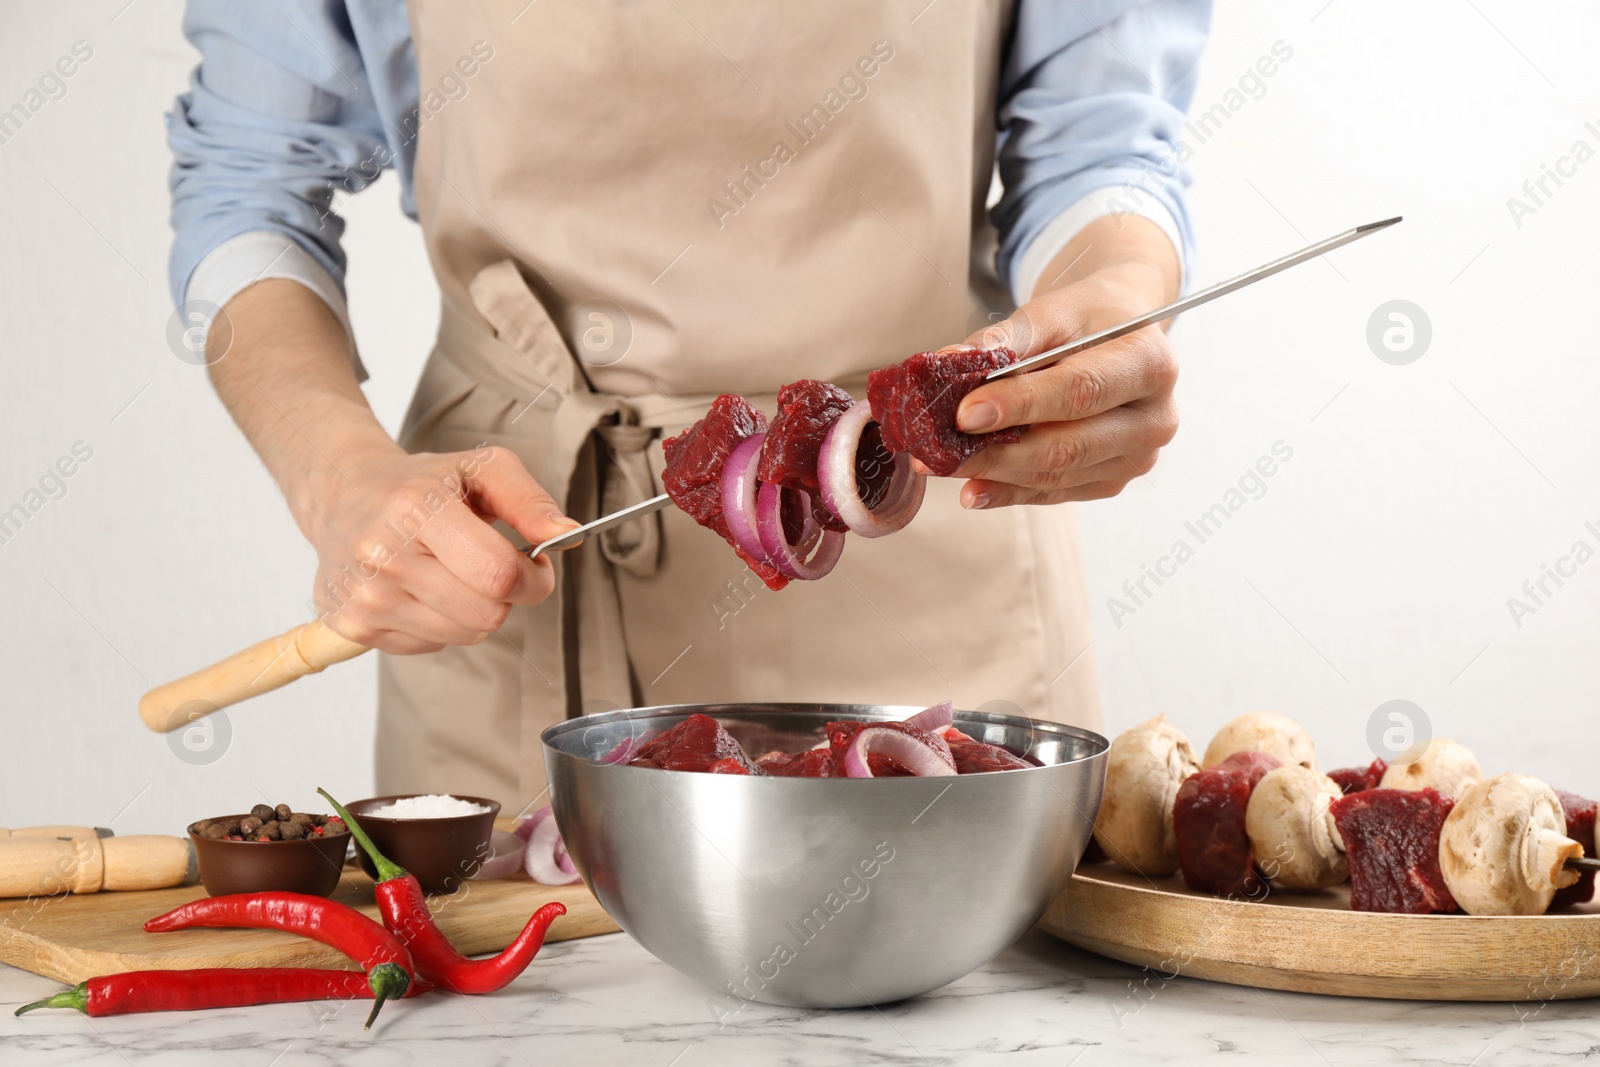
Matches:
[303,444,577,654]
[932,215,1183,509]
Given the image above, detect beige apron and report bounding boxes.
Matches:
[378,0,1102,811]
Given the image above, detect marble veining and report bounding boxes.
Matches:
[3,932,1598,1066]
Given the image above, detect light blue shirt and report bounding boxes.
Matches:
[167,0,1209,315]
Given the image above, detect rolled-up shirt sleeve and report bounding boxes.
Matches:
[995,0,1211,304]
[167,0,412,358]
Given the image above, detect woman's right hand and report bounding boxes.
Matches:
[301,443,577,654]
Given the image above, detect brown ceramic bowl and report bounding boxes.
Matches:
[344,795,501,895]
[188,815,351,898]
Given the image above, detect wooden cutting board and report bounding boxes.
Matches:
[0,867,619,985]
[1041,861,1600,1001]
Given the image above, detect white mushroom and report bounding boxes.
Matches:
[1439,773,1581,916]
[1245,765,1348,891]
[1379,738,1481,797]
[1093,714,1200,876]
[1203,712,1317,773]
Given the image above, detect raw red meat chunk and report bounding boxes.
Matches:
[662,395,787,590]
[1552,790,1597,910]
[1328,758,1388,795]
[866,348,1023,476]
[759,380,852,492]
[949,741,1032,774]
[765,748,842,778]
[1173,751,1281,898]
[1329,787,1459,914]
[626,713,761,774]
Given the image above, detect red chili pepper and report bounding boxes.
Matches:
[318,788,566,994]
[145,893,415,1026]
[14,968,433,1025]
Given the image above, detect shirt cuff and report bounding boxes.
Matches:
[184,231,364,377]
[1010,185,1187,306]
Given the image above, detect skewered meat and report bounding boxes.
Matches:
[1327,758,1387,795]
[1245,765,1348,891]
[662,395,788,590]
[1203,712,1317,772]
[1552,790,1597,910]
[1173,751,1282,897]
[1329,788,1458,914]
[867,348,1023,476]
[1438,774,1580,916]
[1093,714,1200,876]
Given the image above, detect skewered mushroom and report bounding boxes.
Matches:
[1438,773,1581,915]
[1093,714,1200,876]
[1203,712,1317,772]
[1244,765,1348,890]
[1379,738,1480,797]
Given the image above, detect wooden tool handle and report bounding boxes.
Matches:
[139,620,369,733]
[0,836,196,898]
[0,826,108,841]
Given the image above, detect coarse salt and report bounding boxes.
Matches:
[368,794,490,819]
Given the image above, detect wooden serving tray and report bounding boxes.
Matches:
[1041,862,1600,1001]
[0,868,618,985]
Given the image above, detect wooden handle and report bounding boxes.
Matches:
[0,826,108,841]
[139,620,369,733]
[102,836,197,892]
[0,836,196,897]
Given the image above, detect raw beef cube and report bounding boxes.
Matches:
[948,741,1031,774]
[662,394,788,590]
[1552,790,1597,910]
[1329,787,1459,914]
[866,348,1023,476]
[1328,758,1388,795]
[1173,751,1282,898]
[754,750,794,774]
[758,380,853,495]
[627,713,762,775]
[767,748,842,778]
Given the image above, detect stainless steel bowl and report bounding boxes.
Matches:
[543,703,1107,1009]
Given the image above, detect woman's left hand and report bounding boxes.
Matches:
[930,222,1183,510]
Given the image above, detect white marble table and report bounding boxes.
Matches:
[3,931,1595,1066]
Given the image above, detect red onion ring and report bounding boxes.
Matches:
[842,725,958,778]
[818,402,926,538]
[904,700,953,734]
[756,481,845,580]
[720,432,769,562]
[467,829,529,881]
[517,806,582,886]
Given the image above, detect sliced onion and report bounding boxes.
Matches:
[756,481,845,580]
[520,806,582,886]
[468,830,529,881]
[904,700,953,734]
[842,725,958,778]
[720,433,768,562]
[819,402,926,538]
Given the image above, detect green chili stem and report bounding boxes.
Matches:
[15,983,87,1015]
[316,787,406,883]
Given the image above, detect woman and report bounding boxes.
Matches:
[168,0,1209,808]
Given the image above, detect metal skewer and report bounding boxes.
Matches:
[523,492,673,560]
[524,218,1403,556]
[984,216,1403,381]
[1567,855,1600,874]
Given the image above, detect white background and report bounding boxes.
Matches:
[1,1,1595,835]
